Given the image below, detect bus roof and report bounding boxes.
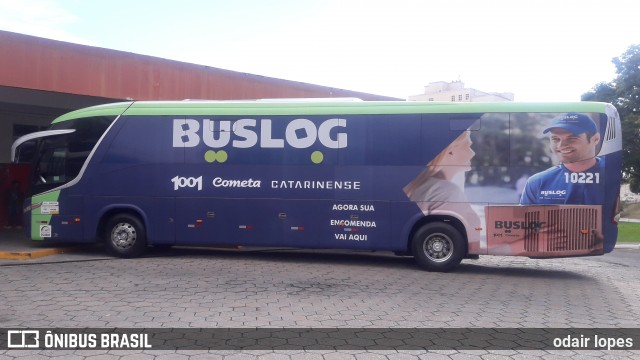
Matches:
[52,99,612,123]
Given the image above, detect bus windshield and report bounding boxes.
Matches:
[30,116,115,194]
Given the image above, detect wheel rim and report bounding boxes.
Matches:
[423,232,453,263]
[111,222,137,250]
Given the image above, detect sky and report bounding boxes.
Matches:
[0,0,637,101]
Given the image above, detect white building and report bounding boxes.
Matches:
[408,81,514,102]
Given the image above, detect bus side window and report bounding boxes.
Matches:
[338,114,422,166]
[450,118,480,131]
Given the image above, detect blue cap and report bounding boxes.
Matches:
[543,113,597,135]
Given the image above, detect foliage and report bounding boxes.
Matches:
[617,221,640,243]
[582,44,640,192]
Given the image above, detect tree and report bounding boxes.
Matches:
[582,44,640,192]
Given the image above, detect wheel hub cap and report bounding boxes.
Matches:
[112,223,136,249]
[424,233,453,263]
[432,241,444,252]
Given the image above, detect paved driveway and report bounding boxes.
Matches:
[1,247,639,358]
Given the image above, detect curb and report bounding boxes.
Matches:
[615,243,640,250]
[0,247,79,260]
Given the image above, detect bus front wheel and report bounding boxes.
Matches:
[411,222,465,272]
[103,214,147,258]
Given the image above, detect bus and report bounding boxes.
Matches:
[11,99,623,272]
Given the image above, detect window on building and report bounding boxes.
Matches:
[451,96,455,102]
[465,93,470,100]
[458,94,463,101]
[428,98,434,101]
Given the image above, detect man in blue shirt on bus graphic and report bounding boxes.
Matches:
[520,113,604,205]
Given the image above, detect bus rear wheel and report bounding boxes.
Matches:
[411,222,465,272]
[103,214,147,258]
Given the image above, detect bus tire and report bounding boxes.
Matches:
[411,222,465,272]
[103,214,147,258]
